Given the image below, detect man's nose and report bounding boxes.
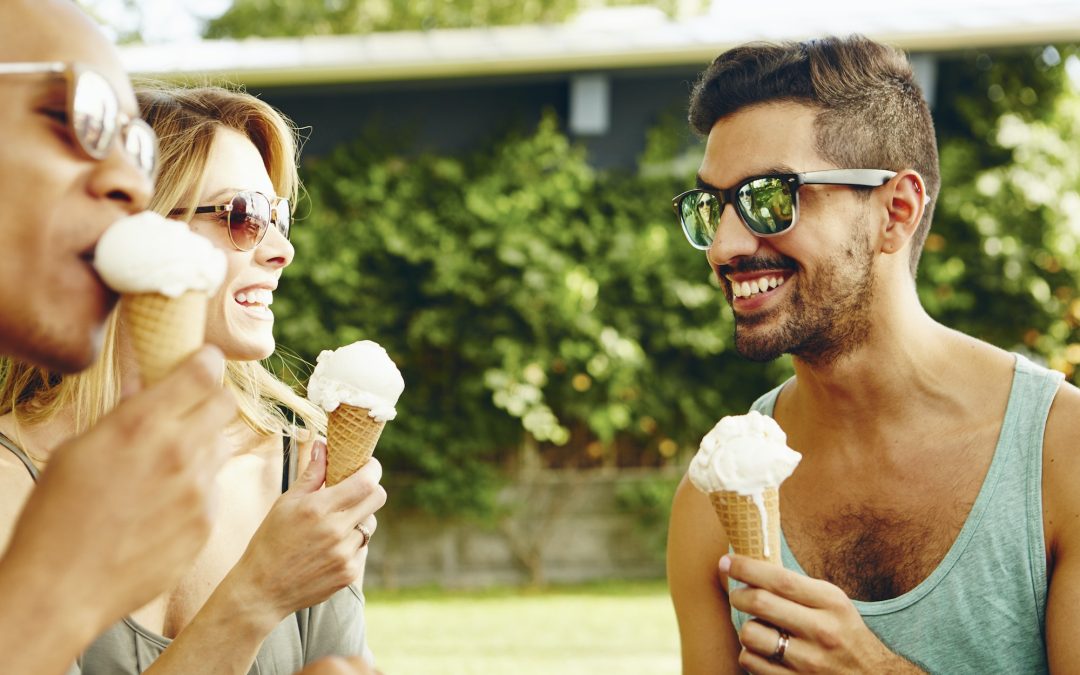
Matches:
[706,202,760,268]
[86,144,153,214]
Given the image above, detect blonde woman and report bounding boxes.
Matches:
[0,85,386,674]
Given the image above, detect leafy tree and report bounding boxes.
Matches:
[927,45,1080,376]
[277,112,774,515]
[204,0,680,39]
[276,45,1080,517]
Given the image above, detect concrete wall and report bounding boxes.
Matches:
[365,467,682,589]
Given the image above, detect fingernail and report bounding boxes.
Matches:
[311,441,322,461]
[718,555,731,574]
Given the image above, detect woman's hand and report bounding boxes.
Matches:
[227,440,386,626]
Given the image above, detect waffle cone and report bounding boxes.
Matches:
[122,291,207,386]
[709,487,781,564]
[326,404,385,486]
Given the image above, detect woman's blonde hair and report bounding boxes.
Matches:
[0,83,325,451]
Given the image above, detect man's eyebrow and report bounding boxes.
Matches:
[695,165,799,190]
[30,79,65,106]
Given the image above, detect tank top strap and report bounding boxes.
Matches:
[1004,353,1063,627]
[1003,353,1064,446]
[0,430,39,482]
[750,379,786,416]
[1000,354,1063,506]
[281,433,294,493]
[281,407,298,494]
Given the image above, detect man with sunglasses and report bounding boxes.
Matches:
[0,5,378,675]
[668,36,1080,673]
[0,2,244,674]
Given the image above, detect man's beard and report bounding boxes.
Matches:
[731,229,876,367]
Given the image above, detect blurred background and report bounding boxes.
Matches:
[80,1,1080,672]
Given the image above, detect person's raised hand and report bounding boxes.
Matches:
[722,554,925,674]
[225,439,387,626]
[1,345,237,634]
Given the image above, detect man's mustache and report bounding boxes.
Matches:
[719,256,799,276]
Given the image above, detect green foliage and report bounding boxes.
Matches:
[277,111,775,515]
[204,0,680,39]
[277,45,1080,516]
[925,46,1080,376]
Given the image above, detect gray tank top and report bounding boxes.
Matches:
[730,353,1061,674]
[0,433,367,674]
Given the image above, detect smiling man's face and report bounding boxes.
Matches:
[700,101,878,365]
[0,0,152,372]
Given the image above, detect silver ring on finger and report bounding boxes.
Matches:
[771,629,790,663]
[355,522,372,548]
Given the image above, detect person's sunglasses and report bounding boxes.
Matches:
[173,191,291,252]
[0,62,158,180]
[671,169,897,250]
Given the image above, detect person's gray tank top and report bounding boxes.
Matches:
[0,432,367,674]
[729,353,1061,674]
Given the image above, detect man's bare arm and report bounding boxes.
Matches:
[1042,381,1080,671]
[668,474,743,674]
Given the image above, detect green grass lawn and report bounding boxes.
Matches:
[365,580,681,675]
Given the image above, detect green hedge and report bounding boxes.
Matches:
[274,46,1080,516]
[274,112,780,515]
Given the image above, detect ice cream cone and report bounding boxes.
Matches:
[709,486,781,564]
[326,403,385,486]
[122,290,207,386]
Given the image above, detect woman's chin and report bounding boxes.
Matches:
[208,336,276,363]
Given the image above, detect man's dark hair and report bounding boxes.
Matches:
[689,35,940,277]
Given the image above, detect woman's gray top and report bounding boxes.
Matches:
[0,431,367,675]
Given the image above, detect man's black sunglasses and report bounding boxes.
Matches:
[672,169,897,250]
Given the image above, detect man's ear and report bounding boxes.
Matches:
[879,170,926,255]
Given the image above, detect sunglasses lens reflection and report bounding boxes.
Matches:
[229,192,271,251]
[68,68,157,178]
[72,70,118,160]
[738,178,794,235]
[680,192,717,249]
[124,121,158,178]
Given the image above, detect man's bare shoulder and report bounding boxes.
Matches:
[1045,379,1080,455]
[672,474,723,530]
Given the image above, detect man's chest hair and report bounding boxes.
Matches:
[786,498,973,602]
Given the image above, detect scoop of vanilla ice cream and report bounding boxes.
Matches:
[689,410,802,494]
[93,211,226,297]
[308,341,405,421]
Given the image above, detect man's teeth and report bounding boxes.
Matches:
[235,289,273,306]
[729,275,786,299]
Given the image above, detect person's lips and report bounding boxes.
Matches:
[232,283,276,320]
[723,270,795,312]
